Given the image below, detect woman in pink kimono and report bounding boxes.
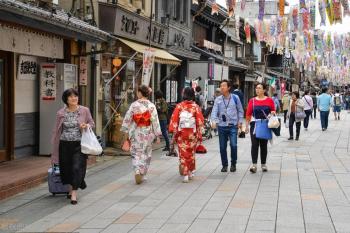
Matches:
[121,85,162,184]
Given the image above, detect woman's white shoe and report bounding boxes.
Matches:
[183,175,189,183]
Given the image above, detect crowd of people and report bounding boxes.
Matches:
[51,83,349,205]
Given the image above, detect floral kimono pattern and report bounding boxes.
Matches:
[121,99,162,175]
[169,101,204,176]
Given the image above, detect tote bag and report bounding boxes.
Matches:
[255,119,273,140]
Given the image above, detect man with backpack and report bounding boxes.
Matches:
[232,84,244,109]
[211,80,244,173]
[333,90,343,120]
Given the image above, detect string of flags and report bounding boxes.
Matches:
[193,0,350,85]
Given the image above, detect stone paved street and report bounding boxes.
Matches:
[1,112,350,233]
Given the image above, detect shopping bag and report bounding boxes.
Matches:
[268,115,280,129]
[121,139,131,152]
[271,118,281,136]
[81,127,103,155]
[196,143,207,154]
[255,119,272,140]
[295,111,306,120]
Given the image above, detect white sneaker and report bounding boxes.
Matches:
[189,172,194,180]
[261,164,268,172]
[142,175,147,181]
[183,175,189,183]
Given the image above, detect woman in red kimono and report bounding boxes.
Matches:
[169,87,204,183]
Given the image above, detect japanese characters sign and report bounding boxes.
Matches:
[40,64,56,100]
[79,57,88,86]
[141,48,155,86]
[17,55,37,80]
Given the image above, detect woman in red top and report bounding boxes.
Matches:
[245,83,276,173]
[169,87,204,183]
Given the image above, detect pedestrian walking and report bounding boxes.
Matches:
[169,87,204,183]
[51,88,95,205]
[211,80,244,173]
[282,91,290,125]
[232,83,245,109]
[155,90,170,151]
[245,83,276,173]
[272,93,281,113]
[195,86,205,111]
[302,90,313,130]
[287,91,305,141]
[121,85,162,185]
[317,88,332,131]
[311,92,318,119]
[332,90,342,120]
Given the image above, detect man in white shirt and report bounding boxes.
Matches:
[302,90,313,131]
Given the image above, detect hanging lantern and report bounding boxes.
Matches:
[310,2,316,28]
[112,57,122,67]
[292,7,299,32]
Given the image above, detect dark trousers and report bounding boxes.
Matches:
[313,106,317,118]
[159,120,170,148]
[218,126,238,167]
[289,113,301,138]
[250,122,268,164]
[320,111,330,129]
[304,109,312,129]
[283,110,288,124]
[59,141,87,190]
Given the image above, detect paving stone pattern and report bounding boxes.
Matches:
[1,112,350,233]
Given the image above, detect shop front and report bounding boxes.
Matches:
[0,0,110,161]
[99,2,181,147]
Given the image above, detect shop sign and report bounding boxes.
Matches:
[142,48,155,86]
[113,7,168,48]
[17,55,37,80]
[174,33,186,48]
[0,24,63,59]
[40,64,56,100]
[200,40,222,52]
[79,57,88,86]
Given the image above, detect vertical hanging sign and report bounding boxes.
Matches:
[258,0,266,20]
[40,63,56,100]
[226,0,236,17]
[142,48,155,86]
[279,0,285,16]
[79,56,88,86]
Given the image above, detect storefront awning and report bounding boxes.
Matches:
[254,71,274,81]
[119,38,181,66]
[267,69,291,80]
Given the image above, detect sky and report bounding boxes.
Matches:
[216,0,350,34]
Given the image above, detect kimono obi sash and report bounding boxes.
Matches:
[133,111,151,127]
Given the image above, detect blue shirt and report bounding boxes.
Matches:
[211,94,244,127]
[317,93,332,111]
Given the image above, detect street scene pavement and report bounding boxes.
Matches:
[1,113,350,233]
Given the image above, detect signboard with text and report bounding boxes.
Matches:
[141,48,155,86]
[17,55,38,80]
[40,64,56,100]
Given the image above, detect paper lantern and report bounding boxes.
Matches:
[333,0,342,24]
[319,0,327,26]
[112,57,122,67]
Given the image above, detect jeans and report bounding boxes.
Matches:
[313,106,317,118]
[320,111,330,129]
[289,113,301,138]
[250,122,268,164]
[218,126,238,167]
[159,120,170,148]
[304,109,312,129]
[283,110,288,124]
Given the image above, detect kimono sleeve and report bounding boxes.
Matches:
[121,103,134,133]
[151,104,162,136]
[169,104,181,133]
